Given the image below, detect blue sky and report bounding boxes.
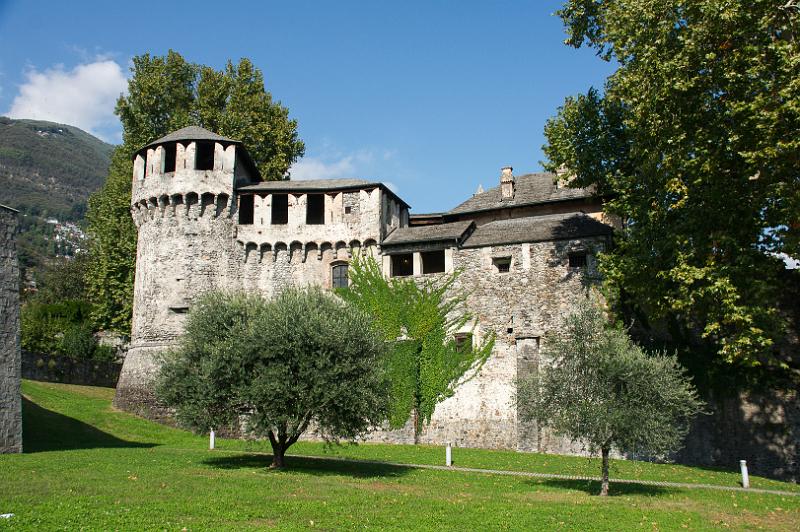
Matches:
[0,1,614,214]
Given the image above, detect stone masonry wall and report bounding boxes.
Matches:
[0,206,21,453]
[364,236,608,451]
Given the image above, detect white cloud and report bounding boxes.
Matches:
[289,155,358,181]
[6,60,127,142]
[290,146,395,184]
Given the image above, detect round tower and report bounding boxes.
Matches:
[114,126,260,419]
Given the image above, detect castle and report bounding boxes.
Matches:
[114,125,614,452]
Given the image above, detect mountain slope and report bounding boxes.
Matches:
[0,117,114,220]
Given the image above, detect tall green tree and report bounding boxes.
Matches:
[543,1,800,378]
[339,257,494,442]
[157,289,389,468]
[516,298,703,496]
[86,51,305,333]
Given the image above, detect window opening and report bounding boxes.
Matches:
[568,252,587,268]
[195,142,215,170]
[493,256,511,273]
[454,332,473,353]
[238,194,254,225]
[332,263,349,289]
[344,206,352,214]
[163,144,177,173]
[306,194,325,225]
[421,250,445,274]
[391,253,413,277]
[271,193,288,224]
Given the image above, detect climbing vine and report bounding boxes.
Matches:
[339,256,494,441]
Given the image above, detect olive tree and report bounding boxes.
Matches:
[156,288,389,468]
[516,298,703,495]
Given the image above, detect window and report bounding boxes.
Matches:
[163,144,176,173]
[391,253,413,277]
[195,142,215,170]
[421,250,445,274]
[238,194,254,225]
[332,263,349,289]
[271,193,288,224]
[454,332,472,353]
[493,256,511,273]
[344,206,352,214]
[568,252,587,268]
[306,194,325,225]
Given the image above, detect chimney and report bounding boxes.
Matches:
[500,166,514,200]
[556,164,574,189]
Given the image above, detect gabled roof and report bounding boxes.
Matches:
[448,173,595,215]
[461,213,612,248]
[382,220,474,247]
[239,178,410,208]
[141,126,239,151]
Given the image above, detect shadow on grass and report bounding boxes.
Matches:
[22,397,156,453]
[204,453,412,479]
[533,478,676,497]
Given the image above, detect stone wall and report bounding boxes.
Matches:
[363,236,608,451]
[22,351,122,388]
[679,389,799,482]
[0,205,21,453]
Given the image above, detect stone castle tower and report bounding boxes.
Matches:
[114,126,259,417]
[114,126,407,417]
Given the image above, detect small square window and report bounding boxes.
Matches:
[568,252,587,268]
[493,257,511,273]
[391,253,413,277]
[421,250,445,274]
[344,206,352,214]
[332,263,349,289]
[454,333,472,353]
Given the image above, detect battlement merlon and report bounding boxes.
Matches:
[235,179,410,246]
[131,126,260,206]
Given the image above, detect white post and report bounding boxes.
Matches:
[740,460,749,489]
[446,442,452,467]
[209,429,216,450]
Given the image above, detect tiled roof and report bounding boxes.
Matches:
[240,178,380,192]
[461,213,612,248]
[448,173,595,215]
[382,220,474,246]
[142,126,239,150]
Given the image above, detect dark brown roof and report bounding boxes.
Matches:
[461,213,612,248]
[239,178,410,208]
[382,220,474,247]
[448,173,595,215]
[141,126,239,151]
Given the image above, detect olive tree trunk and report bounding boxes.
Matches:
[599,446,610,496]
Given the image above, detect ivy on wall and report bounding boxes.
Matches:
[339,256,495,442]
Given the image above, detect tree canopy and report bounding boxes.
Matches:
[516,298,703,496]
[157,288,389,468]
[543,1,800,381]
[86,51,305,333]
[338,257,494,441]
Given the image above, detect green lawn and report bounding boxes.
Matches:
[0,380,798,530]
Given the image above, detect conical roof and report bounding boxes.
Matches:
[132,125,261,181]
[140,125,240,151]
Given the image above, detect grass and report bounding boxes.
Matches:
[0,380,797,530]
